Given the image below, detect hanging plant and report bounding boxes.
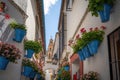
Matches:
[68,26,106,60]
[0,42,21,63]
[22,59,38,77]
[10,22,27,42]
[87,0,114,22]
[0,42,21,70]
[10,22,27,31]
[24,40,42,53]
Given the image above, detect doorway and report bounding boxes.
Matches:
[108,27,120,80]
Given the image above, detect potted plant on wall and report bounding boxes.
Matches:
[68,26,106,60]
[36,70,42,79]
[24,40,42,58]
[36,69,45,80]
[0,42,21,70]
[22,59,37,77]
[29,63,38,79]
[82,26,106,55]
[62,62,70,71]
[88,0,114,22]
[72,37,91,60]
[10,22,27,42]
[69,34,90,61]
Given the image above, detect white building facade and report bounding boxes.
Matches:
[0,0,45,80]
[0,0,27,80]
[58,0,120,80]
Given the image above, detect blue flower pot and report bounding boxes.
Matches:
[99,4,112,22]
[64,66,70,71]
[82,46,91,58]
[23,66,33,77]
[78,50,85,61]
[104,4,112,22]
[25,49,34,58]
[29,71,36,78]
[13,29,26,42]
[98,10,106,22]
[0,56,9,70]
[36,73,41,80]
[87,40,100,55]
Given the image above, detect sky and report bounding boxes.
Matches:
[43,0,61,49]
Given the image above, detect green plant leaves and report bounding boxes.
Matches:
[22,59,39,72]
[24,40,42,53]
[82,30,105,43]
[72,29,105,53]
[10,22,27,31]
[58,70,70,80]
[88,0,113,17]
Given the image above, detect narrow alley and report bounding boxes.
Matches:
[0,0,120,80]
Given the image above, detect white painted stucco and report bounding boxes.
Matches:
[25,0,36,40]
[62,0,120,80]
[81,0,120,79]
[53,33,59,59]
[0,0,26,80]
[0,0,44,80]
[13,0,28,12]
[71,58,80,80]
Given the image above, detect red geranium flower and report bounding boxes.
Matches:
[5,14,10,19]
[94,27,98,31]
[89,28,93,31]
[80,28,85,32]
[82,30,86,33]
[76,34,80,39]
[80,28,86,34]
[100,26,106,30]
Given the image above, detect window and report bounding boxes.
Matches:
[108,27,120,80]
[66,0,74,11]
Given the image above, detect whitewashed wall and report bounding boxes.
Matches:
[66,0,88,57]
[13,0,28,12]
[25,0,36,40]
[0,0,25,80]
[66,0,120,80]
[53,33,59,59]
[71,58,80,80]
[81,0,120,79]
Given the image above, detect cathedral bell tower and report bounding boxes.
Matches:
[46,38,54,63]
